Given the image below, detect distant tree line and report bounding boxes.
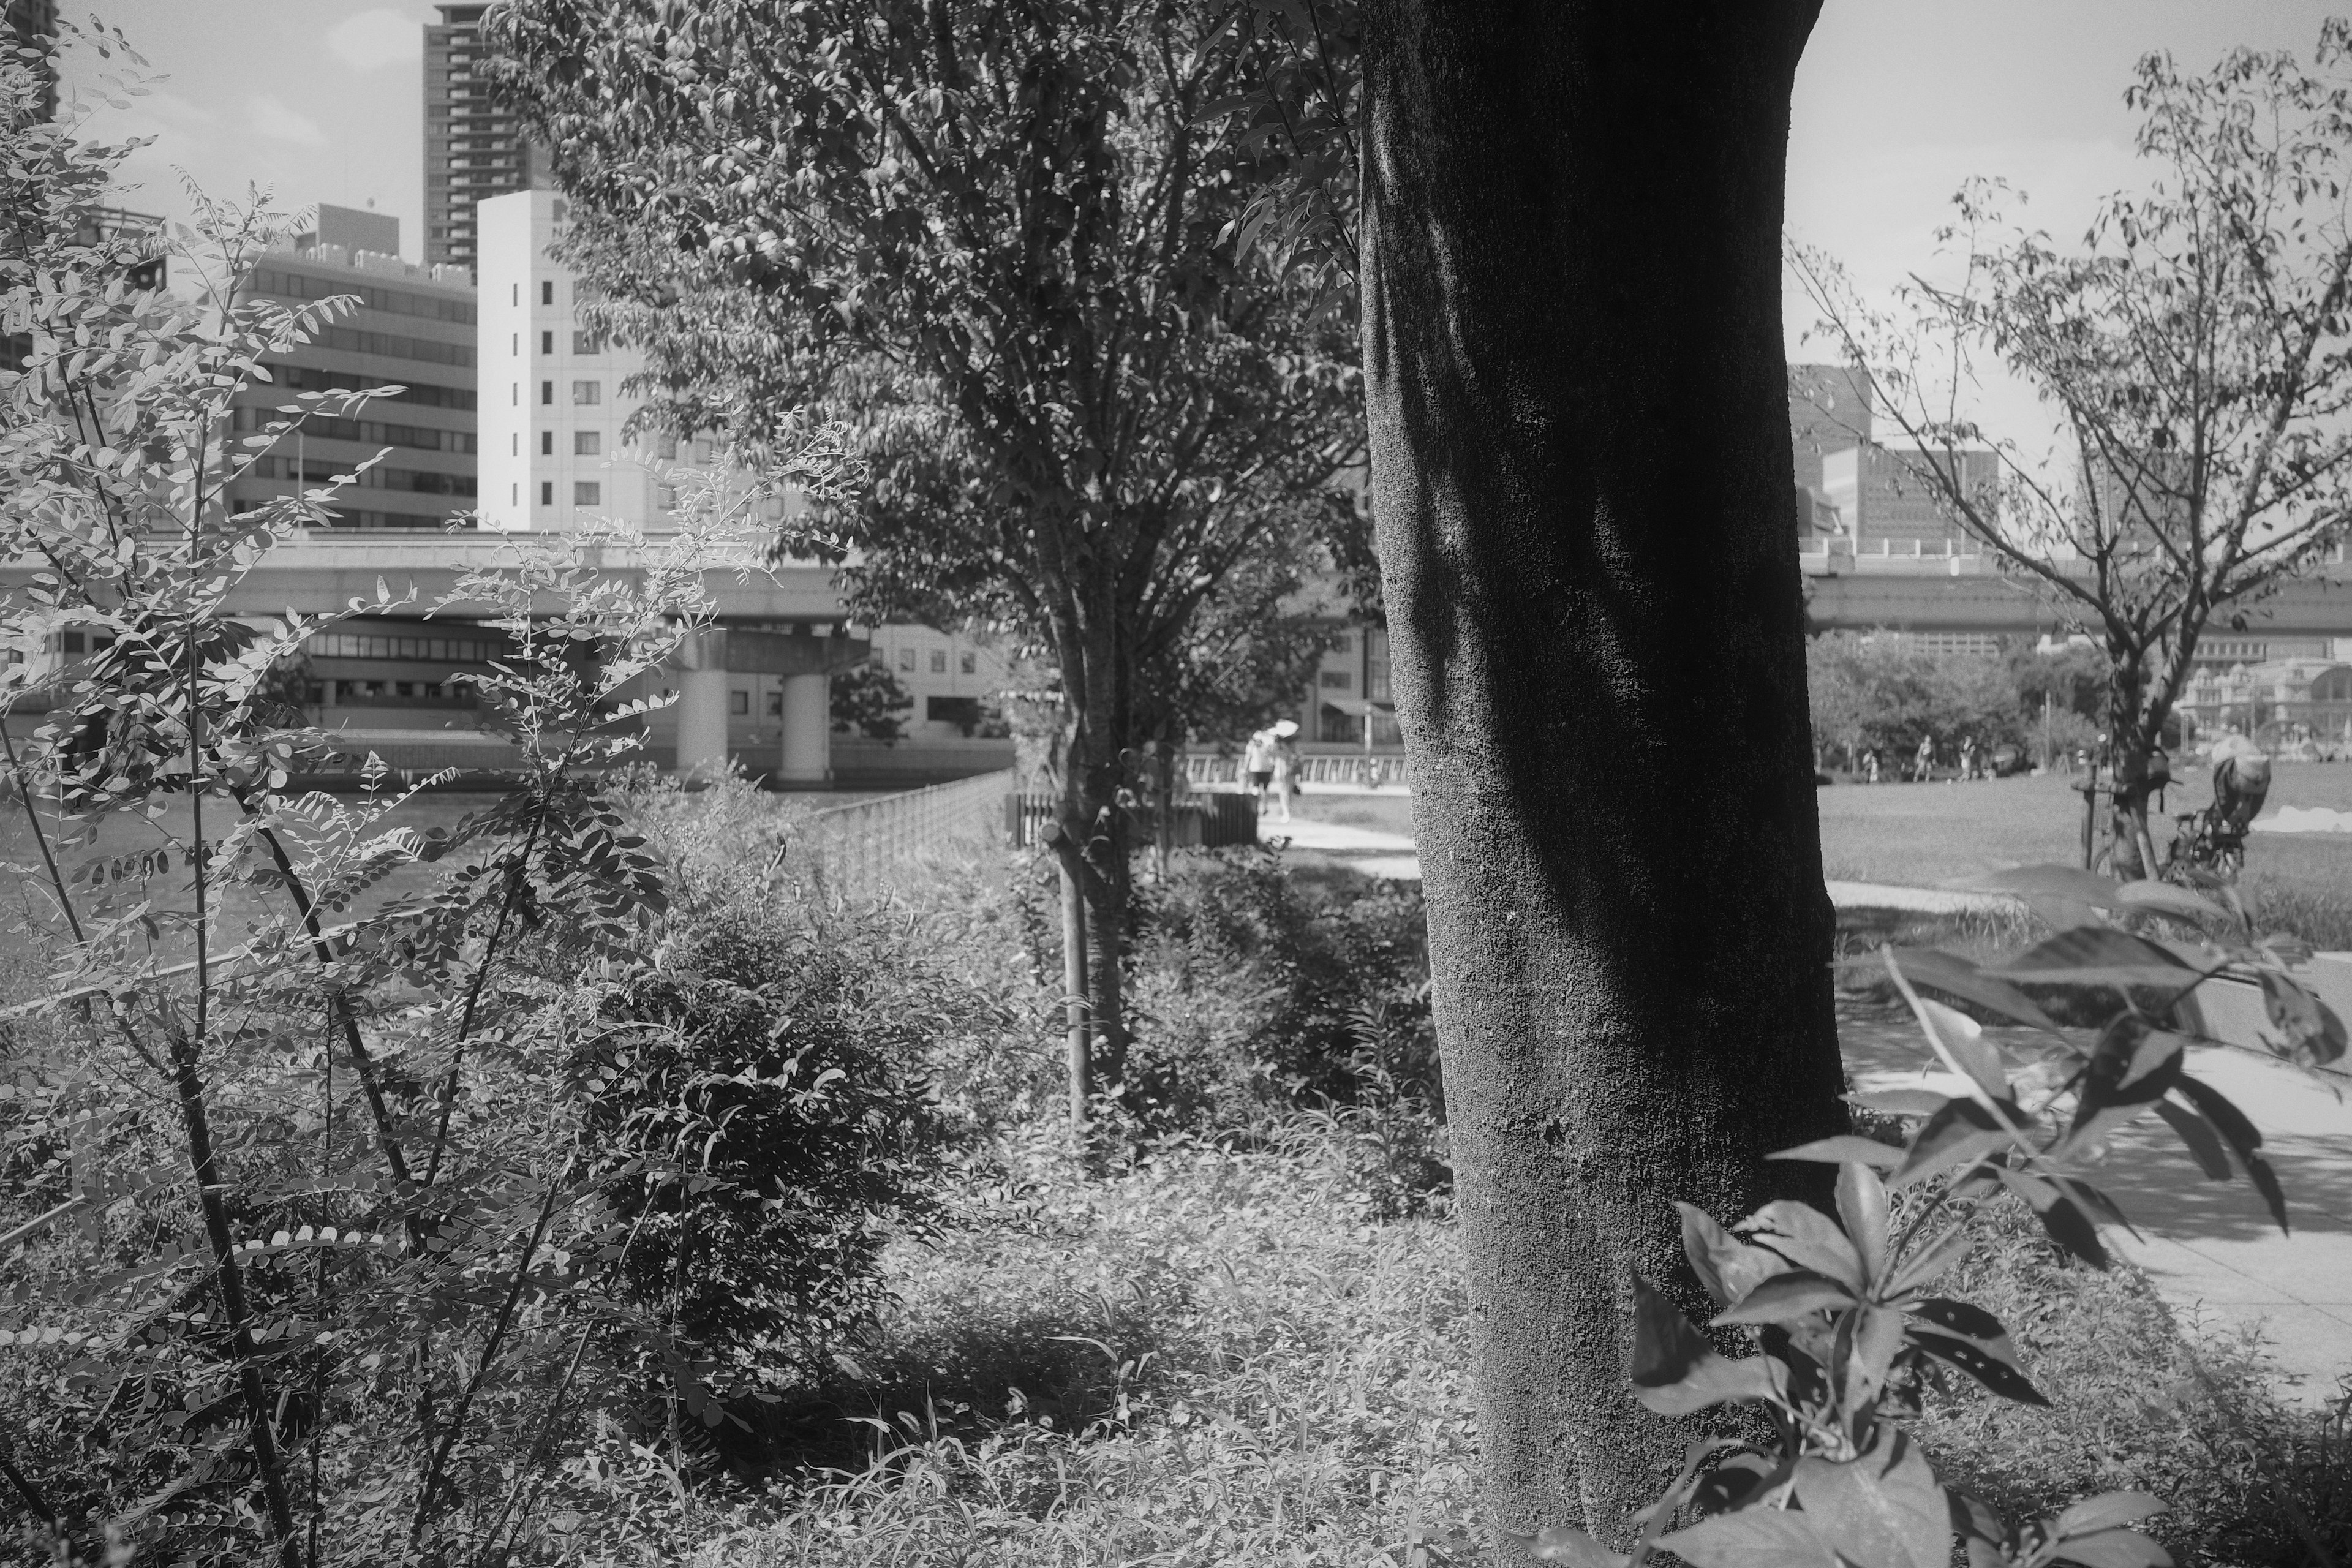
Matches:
[1806,633,2113,771]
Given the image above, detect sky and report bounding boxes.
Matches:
[56,0,2352,442]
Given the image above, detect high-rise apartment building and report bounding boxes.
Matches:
[423,4,538,274]
[6,0,58,120]
[223,209,480,530]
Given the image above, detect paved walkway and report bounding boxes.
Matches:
[1841,1001,2352,1408]
[1259,817,2352,1404]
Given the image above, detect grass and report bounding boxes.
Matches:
[678,1134,1480,1567]
[1816,762,2352,897]
[647,1123,2352,1568]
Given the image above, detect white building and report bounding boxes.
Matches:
[477,189,667,532]
[473,188,1014,782]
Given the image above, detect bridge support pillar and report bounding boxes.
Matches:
[778,672,830,783]
[676,658,732,781]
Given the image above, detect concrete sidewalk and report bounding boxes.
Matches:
[1841,1003,2352,1408]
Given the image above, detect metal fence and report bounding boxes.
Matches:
[789,769,1016,894]
[1003,791,1257,852]
[1184,752,1409,791]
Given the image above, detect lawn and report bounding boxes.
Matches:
[1816,762,2352,895]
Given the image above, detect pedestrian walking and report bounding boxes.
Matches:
[1913,733,1934,782]
[1243,723,1280,813]
[1268,718,1300,822]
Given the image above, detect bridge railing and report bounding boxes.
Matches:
[780,770,1014,897]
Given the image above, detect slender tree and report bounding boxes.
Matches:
[1355,0,1847,1540]
[488,0,1365,1086]
[1795,28,2352,876]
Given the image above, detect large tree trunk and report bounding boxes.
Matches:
[1359,0,1848,1542]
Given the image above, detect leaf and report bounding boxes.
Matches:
[2111,879,2231,924]
[1845,1090,1953,1118]
[1677,1202,1792,1309]
[1510,1524,1626,1566]
[1712,1270,1857,1327]
[1691,1452,1783,1516]
[1988,926,2195,990]
[1885,1227,1975,1297]
[2065,1017,2187,1148]
[1893,1098,2015,1191]
[1629,1276,1777,1415]
[1770,1136,1904,1170]
[2255,969,2348,1067]
[2050,1528,2174,1567]
[1917,997,2011,1102]
[1838,1161,1891,1281]
[1742,1200,1868,1291]
[1969,864,2120,904]
[1885,948,2062,1034]
[2152,1098,2234,1180]
[1908,1329,2050,1406]
[2051,1493,2164,1537]
[1792,1428,1951,1568]
[2170,1076,2290,1234]
[1653,1509,1839,1568]
[1994,1167,2109,1268]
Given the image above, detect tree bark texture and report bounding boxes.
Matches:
[1359,0,1847,1540]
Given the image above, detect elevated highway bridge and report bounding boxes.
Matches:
[1800,545,2352,643]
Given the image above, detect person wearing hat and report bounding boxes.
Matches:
[1243,718,1300,819]
[1269,718,1301,821]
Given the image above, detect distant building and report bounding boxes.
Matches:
[423,4,541,274]
[477,187,668,530]
[5,0,57,121]
[1789,363,1871,536]
[222,212,480,531]
[473,186,1011,778]
[2179,652,2352,745]
[1820,443,1997,556]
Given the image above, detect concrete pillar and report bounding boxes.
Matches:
[676,665,731,780]
[778,671,830,783]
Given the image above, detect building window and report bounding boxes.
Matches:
[541,279,554,305]
[540,330,553,355]
[540,430,552,455]
[572,330,603,354]
[571,381,600,405]
[540,380,552,405]
[930,650,948,673]
[657,485,677,509]
[540,481,553,505]
[510,332,518,356]
[959,651,976,674]
[510,483,517,504]
[897,648,915,671]
[729,690,750,715]
[574,481,601,505]
[511,383,518,405]
[1321,670,1352,690]
[657,434,678,461]
[573,430,600,456]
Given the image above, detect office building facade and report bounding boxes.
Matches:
[1820,442,1997,556]
[423,4,539,274]
[224,209,480,531]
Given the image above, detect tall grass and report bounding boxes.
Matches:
[685,1136,1480,1567]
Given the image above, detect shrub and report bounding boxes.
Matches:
[1116,851,1436,1131]
[586,884,947,1426]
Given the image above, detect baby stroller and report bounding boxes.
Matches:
[2164,743,2271,881]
